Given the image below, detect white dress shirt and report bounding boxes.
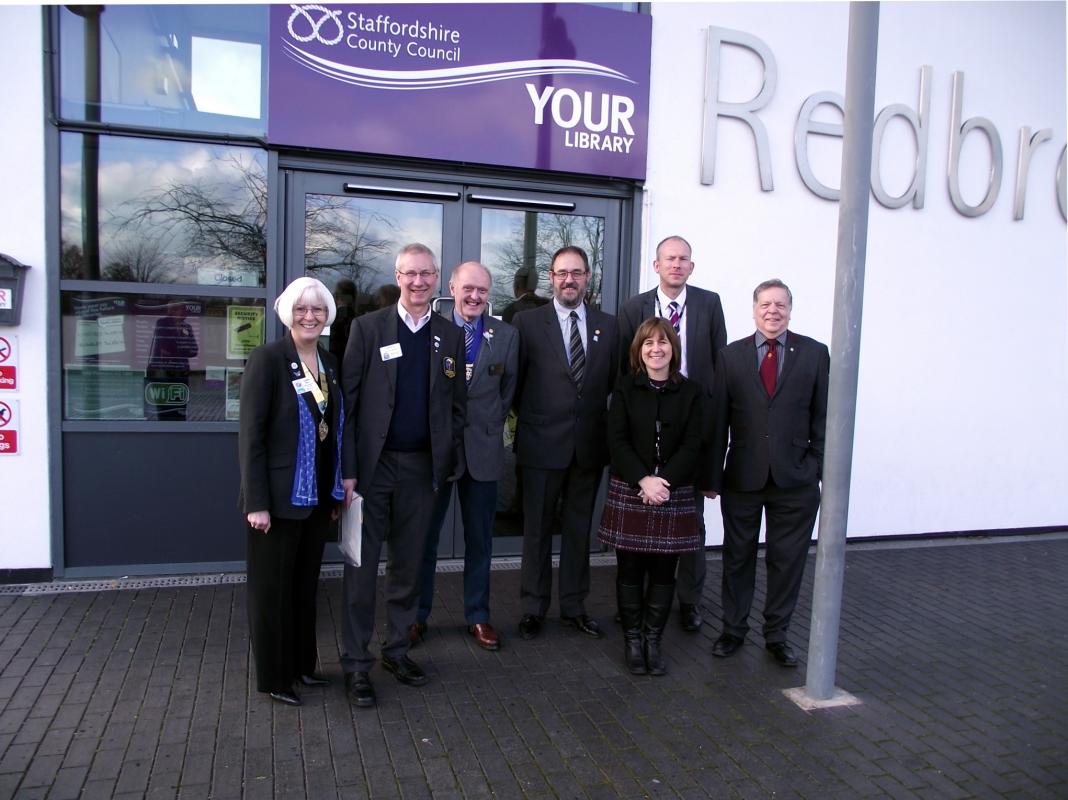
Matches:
[656,285,689,377]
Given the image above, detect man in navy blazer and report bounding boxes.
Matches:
[414,261,519,652]
[340,243,466,706]
[513,246,619,640]
[709,279,829,667]
[617,235,726,632]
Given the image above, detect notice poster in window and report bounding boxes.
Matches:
[74,315,126,358]
[225,367,244,421]
[227,306,264,359]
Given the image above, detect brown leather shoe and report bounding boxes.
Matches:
[408,621,427,646]
[468,623,500,651]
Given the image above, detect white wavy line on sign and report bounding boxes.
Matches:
[283,41,635,89]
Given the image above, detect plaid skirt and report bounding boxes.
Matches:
[597,475,702,554]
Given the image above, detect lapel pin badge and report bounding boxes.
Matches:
[290,362,298,370]
[443,356,456,378]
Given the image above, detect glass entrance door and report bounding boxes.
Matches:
[284,170,622,559]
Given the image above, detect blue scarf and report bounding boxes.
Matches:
[290,395,345,507]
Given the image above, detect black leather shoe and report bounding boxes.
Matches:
[345,672,376,708]
[381,654,429,687]
[712,633,744,658]
[268,690,301,706]
[765,642,798,667]
[518,614,543,640]
[561,614,604,638]
[298,673,330,687]
[679,604,703,632]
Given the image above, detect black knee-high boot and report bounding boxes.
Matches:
[617,580,646,674]
[643,582,675,677]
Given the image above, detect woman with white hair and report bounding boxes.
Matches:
[238,276,345,706]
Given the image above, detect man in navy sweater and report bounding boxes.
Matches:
[340,243,466,707]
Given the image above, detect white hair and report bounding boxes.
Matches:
[274,277,336,328]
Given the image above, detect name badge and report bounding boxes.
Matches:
[380,343,403,361]
[292,377,315,394]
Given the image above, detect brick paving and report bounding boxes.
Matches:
[0,535,1066,799]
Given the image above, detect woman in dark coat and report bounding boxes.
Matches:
[598,317,705,676]
[238,277,345,706]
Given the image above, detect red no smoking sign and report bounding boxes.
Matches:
[0,336,16,390]
[0,399,17,455]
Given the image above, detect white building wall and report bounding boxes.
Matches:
[644,2,1067,543]
[0,8,51,568]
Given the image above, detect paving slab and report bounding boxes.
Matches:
[0,535,1065,798]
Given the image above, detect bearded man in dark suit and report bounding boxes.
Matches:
[709,279,829,667]
[512,245,619,641]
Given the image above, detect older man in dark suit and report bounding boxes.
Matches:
[709,279,829,667]
[618,235,726,632]
[413,261,518,652]
[513,245,619,640]
[340,243,466,707]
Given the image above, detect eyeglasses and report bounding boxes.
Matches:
[396,270,438,281]
[293,305,327,318]
[551,269,587,280]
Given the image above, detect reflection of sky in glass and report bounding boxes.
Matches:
[191,37,261,119]
[61,133,266,285]
[304,195,443,299]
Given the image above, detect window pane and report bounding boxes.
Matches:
[61,291,265,421]
[303,193,443,361]
[479,209,606,317]
[58,4,267,135]
[61,134,267,286]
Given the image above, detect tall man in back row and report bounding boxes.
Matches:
[513,245,619,640]
[618,235,726,632]
[709,279,829,667]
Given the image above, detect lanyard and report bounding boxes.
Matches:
[300,354,328,415]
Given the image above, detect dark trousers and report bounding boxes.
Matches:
[340,449,436,674]
[519,462,600,618]
[720,480,820,644]
[675,492,707,605]
[417,473,497,625]
[246,507,329,693]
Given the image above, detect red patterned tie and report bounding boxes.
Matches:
[760,339,778,395]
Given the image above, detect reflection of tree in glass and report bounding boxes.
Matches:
[119,152,268,283]
[303,198,398,298]
[61,243,85,279]
[489,212,605,310]
[103,238,172,282]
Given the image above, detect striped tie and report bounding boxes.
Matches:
[463,321,475,355]
[568,310,585,389]
[668,301,681,333]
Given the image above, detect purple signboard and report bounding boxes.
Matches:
[268,4,651,179]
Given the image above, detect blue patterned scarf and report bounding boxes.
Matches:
[290,396,345,507]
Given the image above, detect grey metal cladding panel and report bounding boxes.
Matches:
[62,431,243,568]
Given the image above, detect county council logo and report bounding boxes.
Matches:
[287,4,344,46]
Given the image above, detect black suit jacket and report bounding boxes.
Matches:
[617,285,726,394]
[238,335,343,519]
[513,302,619,470]
[710,331,830,493]
[341,305,466,491]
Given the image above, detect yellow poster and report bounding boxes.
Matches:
[227,306,264,359]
